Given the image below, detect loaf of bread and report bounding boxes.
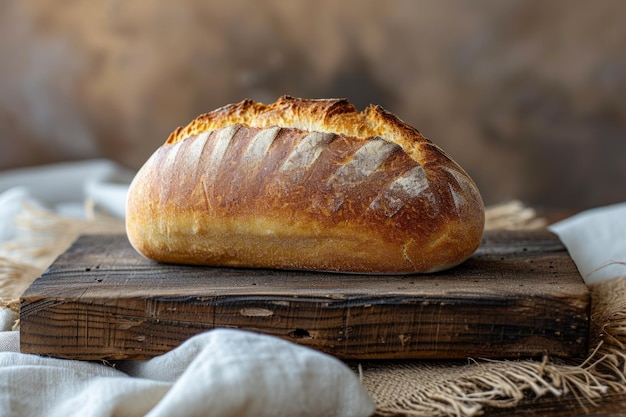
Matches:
[126,96,484,273]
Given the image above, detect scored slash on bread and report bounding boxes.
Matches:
[126,96,485,274]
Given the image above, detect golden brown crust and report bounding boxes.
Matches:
[167,96,432,160]
[126,96,485,273]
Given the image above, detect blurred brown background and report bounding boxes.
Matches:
[1,0,625,210]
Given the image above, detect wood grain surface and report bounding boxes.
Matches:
[19,230,590,361]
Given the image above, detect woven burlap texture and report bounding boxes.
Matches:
[1,200,625,416]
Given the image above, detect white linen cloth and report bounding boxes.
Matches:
[0,160,375,417]
[0,329,373,417]
[549,202,626,285]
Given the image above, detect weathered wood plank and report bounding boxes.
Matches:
[19,230,590,360]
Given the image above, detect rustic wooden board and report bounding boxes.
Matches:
[19,230,589,361]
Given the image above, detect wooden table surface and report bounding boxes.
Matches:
[20,229,590,362]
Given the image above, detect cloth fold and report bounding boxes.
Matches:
[549,201,626,285]
[0,329,374,417]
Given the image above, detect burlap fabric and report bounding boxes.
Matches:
[1,200,625,416]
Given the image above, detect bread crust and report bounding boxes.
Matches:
[126,96,485,273]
